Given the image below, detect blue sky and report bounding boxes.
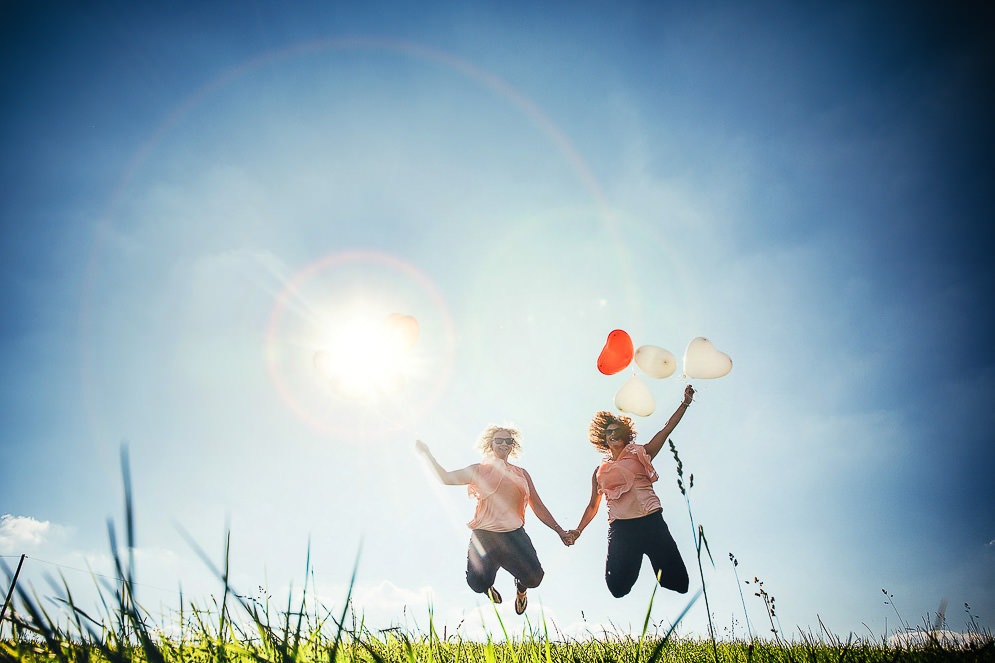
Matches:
[2,0,993,642]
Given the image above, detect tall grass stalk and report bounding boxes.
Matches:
[488,601,519,663]
[694,525,719,662]
[749,576,784,645]
[728,553,753,641]
[668,437,719,663]
[636,573,660,663]
[645,588,702,663]
[882,587,910,638]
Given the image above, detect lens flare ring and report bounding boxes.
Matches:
[81,37,651,445]
[265,249,455,439]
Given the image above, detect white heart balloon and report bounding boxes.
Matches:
[614,375,656,416]
[682,337,732,379]
[634,345,677,379]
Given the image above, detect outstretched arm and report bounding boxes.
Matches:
[643,384,695,460]
[568,469,603,542]
[414,440,476,485]
[522,469,573,545]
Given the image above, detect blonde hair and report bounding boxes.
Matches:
[476,424,523,458]
[588,411,636,452]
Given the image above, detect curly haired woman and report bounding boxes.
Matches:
[416,425,573,614]
[568,385,695,598]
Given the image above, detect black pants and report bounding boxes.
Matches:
[605,511,689,598]
[466,527,544,593]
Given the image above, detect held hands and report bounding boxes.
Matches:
[559,529,580,546]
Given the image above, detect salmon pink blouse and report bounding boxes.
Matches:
[596,444,662,521]
[467,459,530,532]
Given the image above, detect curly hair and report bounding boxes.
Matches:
[588,411,636,452]
[476,424,523,458]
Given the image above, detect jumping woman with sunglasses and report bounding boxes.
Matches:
[416,425,573,614]
[567,384,695,598]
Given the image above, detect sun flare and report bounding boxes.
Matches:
[313,311,419,400]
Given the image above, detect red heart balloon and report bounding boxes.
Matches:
[597,329,634,375]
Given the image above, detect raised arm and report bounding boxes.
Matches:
[642,384,695,460]
[522,469,573,545]
[414,440,476,485]
[569,469,603,542]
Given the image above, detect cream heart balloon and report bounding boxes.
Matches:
[614,375,656,416]
[634,345,677,379]
[682,337,732,379]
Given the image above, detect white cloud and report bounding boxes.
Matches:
[308,579,435,617]
[557,618,639,640]
[0,514,55,553]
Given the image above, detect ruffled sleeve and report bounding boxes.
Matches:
[596,445,657,499]
[596,455,631,500]
[628,444,658,483]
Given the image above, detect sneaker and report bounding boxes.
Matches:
[485,586,502,604]
[514,588,527,614]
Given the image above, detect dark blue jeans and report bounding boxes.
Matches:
[466,527,544,593]
[605,511,689,597]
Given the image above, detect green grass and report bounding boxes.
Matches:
[2,447,992,662]
[3,609,994,663]
[3,548,994,663]
[4,533,992,663]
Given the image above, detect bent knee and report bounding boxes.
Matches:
[606,575,634,598]
[466,574,491,594]
[518,568,544,589]
[608,582,632,598]
[661,572,689,594]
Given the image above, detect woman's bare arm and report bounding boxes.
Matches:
[643,384,695,460]
[569,469,603,540]
[415,440,476,485]
[522,469,572,544]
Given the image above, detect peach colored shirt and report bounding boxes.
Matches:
[467,459,530,532]
[597,444,662,521]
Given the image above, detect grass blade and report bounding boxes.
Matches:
[646,588,702,663]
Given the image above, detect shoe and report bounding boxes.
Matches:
[485,586,502,604]
[514,588,527,614]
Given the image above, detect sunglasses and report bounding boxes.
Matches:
[492,437,515,445]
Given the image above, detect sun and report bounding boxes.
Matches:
[265,250,454,437]
[313,310,419,400]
